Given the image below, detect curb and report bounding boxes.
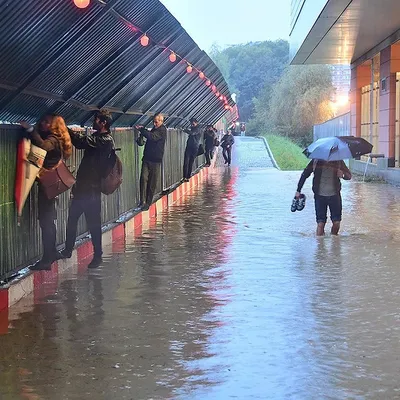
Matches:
[257,136,281,170]
[0,167,209,329]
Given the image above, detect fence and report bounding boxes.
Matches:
[313,112,350,141]
[0,125,204,282]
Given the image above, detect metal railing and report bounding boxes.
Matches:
[0,125,202,281]
[313,112,350,141]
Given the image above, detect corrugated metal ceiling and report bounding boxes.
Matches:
[0,0,234,127]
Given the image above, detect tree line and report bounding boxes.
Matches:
[210,40,334,146]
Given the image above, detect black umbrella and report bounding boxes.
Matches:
[303,136,373,161]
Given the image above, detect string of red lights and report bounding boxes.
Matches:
[73,0,233,111]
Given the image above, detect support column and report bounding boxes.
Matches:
[350,64,370,138]
[379,46,399,164]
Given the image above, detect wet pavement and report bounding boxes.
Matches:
[2,137,400,399]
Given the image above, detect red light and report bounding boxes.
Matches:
[219,95,224,100]
[225,105,230,110]
[140,34,149,46]
[199,71,205,79]
[212,85,216,93]
[206,80,211,86]
[169,52,177,62]
[73,0,90,8]
[216,91,220,97]
[186,65,193,73]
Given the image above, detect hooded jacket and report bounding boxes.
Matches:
[184,125,202,153]
[69,129,114,195]
[221,133,235,148]
[297,160,351,195]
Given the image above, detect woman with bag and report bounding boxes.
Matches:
[20,114,72,270]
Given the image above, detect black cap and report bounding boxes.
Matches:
[190,117,198,123]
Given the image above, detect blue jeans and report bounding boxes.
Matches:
[314,194,342,223]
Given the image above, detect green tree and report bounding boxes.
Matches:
[251,65,334,145]
[210,40,289,121]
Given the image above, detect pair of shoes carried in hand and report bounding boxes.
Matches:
[291,194,306,212]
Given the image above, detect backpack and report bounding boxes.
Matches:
[100,148,123,195]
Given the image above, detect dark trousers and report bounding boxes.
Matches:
[38,186,57,262]
[183,148,196,179]
[140,160,161,206]
[222,147,232,164]
[65,191,102,257]
[205,148,214,165]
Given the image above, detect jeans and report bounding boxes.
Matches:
[205,148,214,165]
[222,147,232,165]
[38,185,57,262]
[314,193,342,223]
[183,147,196,179]
[65,191,102,256]
[140,160,161,205]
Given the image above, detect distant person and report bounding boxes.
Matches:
[203,125,217,167]
[295,159,352,236]
[20,114,72,271]
[61,110,114,268]
[240,123,246,137]
[183,117,202,182]
[135,113,167,211]
[220,130,235,166]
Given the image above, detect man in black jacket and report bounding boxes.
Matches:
[183,117,202,182]
[136,113,167,211]
[220,130,235,166]
[61,110,114,268]
[295,159,352,236]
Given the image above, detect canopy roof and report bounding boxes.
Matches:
[0,0,234,127]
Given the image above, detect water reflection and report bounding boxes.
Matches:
[3,139,400,398]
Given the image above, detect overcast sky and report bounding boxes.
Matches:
[161,0,290,52]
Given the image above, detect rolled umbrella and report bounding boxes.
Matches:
[303,136,373,161]
[15,138,46,222]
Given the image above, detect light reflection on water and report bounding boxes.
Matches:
[2,142,400,399]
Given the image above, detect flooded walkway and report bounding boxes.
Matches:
[2,137,400,399]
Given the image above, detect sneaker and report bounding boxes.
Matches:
[60,249,72,259]
[296,194,306,211]
[291,197,298,212]
[88,256,102,269]
[30,260,52,271]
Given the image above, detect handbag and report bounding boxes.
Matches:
[197,144,205,156]
[38,159,76,199]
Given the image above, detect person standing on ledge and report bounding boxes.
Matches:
[135,113,167,211]
[182,117,202,182]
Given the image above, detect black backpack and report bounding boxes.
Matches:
[100,148,123,195]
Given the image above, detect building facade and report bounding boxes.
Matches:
[290,0,400,166]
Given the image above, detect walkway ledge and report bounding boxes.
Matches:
[0,167,209,325]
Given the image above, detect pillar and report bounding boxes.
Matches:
[378,46,400,164]
[350,64,370,138]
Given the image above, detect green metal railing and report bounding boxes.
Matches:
[0,125,202,281]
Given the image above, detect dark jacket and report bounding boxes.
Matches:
[30,131,62,169]
[69,129,114,195]
[184,125,202,154]
[221,133,234,148]
[204,129,217,150]
[297,160,351,194]
[140,125,167,163]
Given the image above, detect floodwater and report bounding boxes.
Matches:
[2,137,400,399]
